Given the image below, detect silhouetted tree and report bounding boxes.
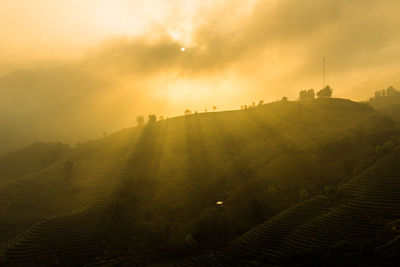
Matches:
[386,86,397,96]
[148,114,157,123]
[185,109,192,115]
[213,106,217,112]
[281,96,288,102]
[204,109,207,113]
[299,90,308,101]
[64,160,74,178]
[252,101,256,107]
[258,100,264,106]
[136,116,145,126]
[317,85,333,99]
[309,89,316,99]
[299,89,315,101]
[372,86,399,101]
[374,90,382,99]
[195,111,198,114]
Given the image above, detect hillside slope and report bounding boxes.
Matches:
[161,146,400,266]
[228,146,400,265]
[0,142,70,185]
[0,98,398,265]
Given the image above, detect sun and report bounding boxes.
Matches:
[181,47,186,52]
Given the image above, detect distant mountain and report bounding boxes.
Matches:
[0,98,399,266]
[0,67,109,155]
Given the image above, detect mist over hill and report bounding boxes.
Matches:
[2,0,400,155]
[0,68,112,155]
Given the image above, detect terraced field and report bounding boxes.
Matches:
[226,148,400,264]
[165,148,400,266]
[0,193,112,266]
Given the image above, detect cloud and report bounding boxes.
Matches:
[2,0,400,153]
[82,0,400,85]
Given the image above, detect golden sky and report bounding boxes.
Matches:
[1,0,400,152]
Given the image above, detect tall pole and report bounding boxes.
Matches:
[323,57,326,88]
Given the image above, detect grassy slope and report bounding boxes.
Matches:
[0,142,70,185]
[0,98,398,265]
[166,146,400,266]
[105,98,397,258]
[231,145,400,265]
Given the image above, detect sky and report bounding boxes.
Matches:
[1,0,400,153]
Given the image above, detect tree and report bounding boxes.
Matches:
[252,101,256,107]
[213,106,217,112]
[317,85,333,99]
[281,96,288,102]
[258,100,264,106]
[184,109,192,115]
[148,114,157,124]
[159,116,164,121]
[204,109,207,113]
[136,116,145,126]
[299,89,315,101]
[386,86,397,96]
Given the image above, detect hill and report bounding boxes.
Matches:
[0,98,399,265]
[369,86,400,123]
[228,146,400,265]
[161,146,400,266]
[0,68,108,155]
[0,142,70,185]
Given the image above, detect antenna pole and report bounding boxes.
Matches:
[323,57,326,87]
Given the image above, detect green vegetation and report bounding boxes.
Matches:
[317,85,333,99]
[227,146,400,265]
[369,86,400,123]
[299,89,315,101]
[1,97,400,266]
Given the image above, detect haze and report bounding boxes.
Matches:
[1,0,400,154]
